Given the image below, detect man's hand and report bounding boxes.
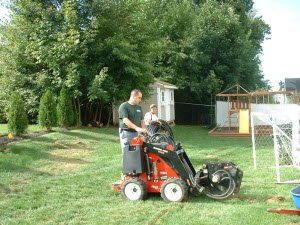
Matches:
[136,127,147,134]
[150,120,158,124]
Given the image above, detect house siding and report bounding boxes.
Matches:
[170,102,175,121]
[139,83,158,118]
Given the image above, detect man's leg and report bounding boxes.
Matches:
[119,129,138,180]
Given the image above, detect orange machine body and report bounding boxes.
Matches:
[112,137,179,192]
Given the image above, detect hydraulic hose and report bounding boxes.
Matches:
[203,170,236,200]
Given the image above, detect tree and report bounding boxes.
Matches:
[39,90,57,131]
[57,88,74,129]
[0,77,8,123]
[278,80,285,91]
[150,0,270,103]
[0,0,156,125]
[7,92,28,135]
[0,0,272,124]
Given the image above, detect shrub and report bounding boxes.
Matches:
[0,102,7,123]
[7,92,28,135]
[57,88,74,129]
[39,90,57,131]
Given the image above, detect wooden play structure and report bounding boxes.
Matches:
[209,84,297,138]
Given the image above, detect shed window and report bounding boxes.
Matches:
[161,91,165,102]
[170,92,173,101]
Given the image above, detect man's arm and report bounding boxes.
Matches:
[141,119,146,130]
[122,118,147,133]
[144,112,151,125]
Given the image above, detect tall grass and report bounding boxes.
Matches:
[0,126,299,224]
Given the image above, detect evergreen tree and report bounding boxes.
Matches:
[57,88,74,129]
[39,90,57,131]
[7,92,28,135]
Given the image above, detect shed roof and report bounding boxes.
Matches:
[154,78,178,89]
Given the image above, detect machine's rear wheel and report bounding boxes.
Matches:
[121,177,147,201]
[161,178,188,202]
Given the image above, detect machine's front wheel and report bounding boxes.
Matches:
[121,177,148,201]
[161,178,188,202]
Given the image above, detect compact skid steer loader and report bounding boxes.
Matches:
[112,120,243,202]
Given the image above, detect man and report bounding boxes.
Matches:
[144,104,158,127]
[119,89,147,151]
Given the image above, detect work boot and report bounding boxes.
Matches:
[121,173,128,181]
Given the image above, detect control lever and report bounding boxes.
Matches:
[175,142,181,151]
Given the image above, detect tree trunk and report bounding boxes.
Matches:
[84,103,88,125]
[63,123,69,130]
[77,98,81,128]
[88,102,93,123]
[98,100,103,125]
[73,97,79,127]
[94,101,99,122]
[106,101,112,128]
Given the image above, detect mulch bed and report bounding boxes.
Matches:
[0,129,68,146]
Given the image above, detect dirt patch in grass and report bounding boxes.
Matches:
[205,154,218,158]
[238,196,255,203]
[266,195,286,204]
[53,140,87,149]
[42,142,91,173]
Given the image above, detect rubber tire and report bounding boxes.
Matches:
[121,177,148,201]
[161,178,188,202]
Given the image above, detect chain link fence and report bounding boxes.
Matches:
[251,111,300,183]
[175,102,214,125]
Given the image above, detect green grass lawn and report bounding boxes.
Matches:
[0,123,61,136]
[0,126,299,224]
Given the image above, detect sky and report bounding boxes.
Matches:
[253,0,300,90]
[1,1,300,91]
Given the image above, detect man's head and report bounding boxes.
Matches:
[150,104,157,114]
[129,89,142,105]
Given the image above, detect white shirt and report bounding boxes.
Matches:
[144,112,158,125]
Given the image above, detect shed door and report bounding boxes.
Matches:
[165,89,170,121]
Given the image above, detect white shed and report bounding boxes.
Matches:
[113,78,178,125]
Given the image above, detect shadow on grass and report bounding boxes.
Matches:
[0,161,52,177]
[144,193,230,204]
[79,127,119,136]
[62,130,120,143]
[48,153,89,165]
[5,142,90,171]
[60,131,102,141]
[189,158,211,167]
[27,136,57,143]
[8,144,51,159]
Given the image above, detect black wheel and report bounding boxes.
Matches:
[161,178,188,202]
[121,177,148,201]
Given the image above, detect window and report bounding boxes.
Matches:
[170,92,173,101]
[161,91,165,102]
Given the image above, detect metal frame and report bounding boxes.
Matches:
[251,111,300,183]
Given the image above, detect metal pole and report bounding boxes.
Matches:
[272,113,281,183]
[292,106,299,167]
[251,113,257,169]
